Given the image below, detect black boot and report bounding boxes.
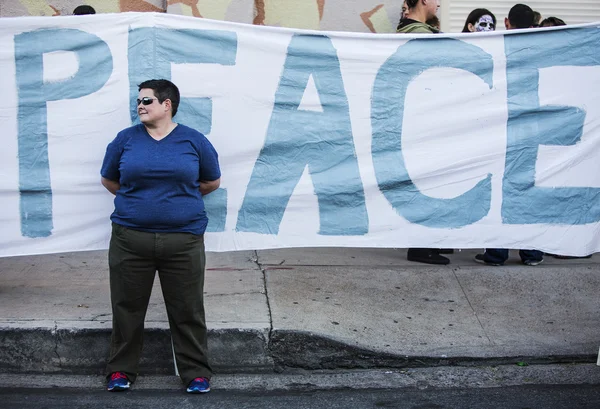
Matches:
[407,248,450,265]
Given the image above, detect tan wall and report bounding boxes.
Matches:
[1,0,402,33]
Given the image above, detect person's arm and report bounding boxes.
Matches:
[317,0,325,21]
[199,178,220,196]
[101,177,120,195]
[101,131,125,195]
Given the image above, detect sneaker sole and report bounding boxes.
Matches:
[186,387,210,393]
[107,383,130,392]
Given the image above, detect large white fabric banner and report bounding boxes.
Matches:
[1,13,599,257]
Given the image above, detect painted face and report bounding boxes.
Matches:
[475,15,495,32]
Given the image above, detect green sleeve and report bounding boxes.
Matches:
[407,25,434,33]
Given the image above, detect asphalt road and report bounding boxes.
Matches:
[2,384,599,409]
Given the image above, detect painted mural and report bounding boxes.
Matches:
[3,0,401,33]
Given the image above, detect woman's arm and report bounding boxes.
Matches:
[199,178,220,196]
[101,177,120,195]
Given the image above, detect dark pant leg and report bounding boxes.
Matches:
[156,232,211,385]
[106,224,157,383]
[519,249,543,263]
[484,248,509,264]
[407,248,449,265]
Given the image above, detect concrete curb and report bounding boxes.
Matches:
[0,326,273,374]
[268,330,597,370]
[1,326,595,375]
[2,364,600,391]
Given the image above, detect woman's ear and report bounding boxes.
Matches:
[468,23,475,32]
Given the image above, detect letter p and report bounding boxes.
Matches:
[14,29,112,237]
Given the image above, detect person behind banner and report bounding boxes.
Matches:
[532,10,542,27]
[100,79,220,393]
[396,0,449,265]
[540,16,566,27]
[461,8,496,33]
[397,0,439,32]
[397,1,411,31]
[397,1,409,29]
[426,15,441,31]
[503,3,535,30]
[73,5,95,15]
[475,4,543,267]
[396,0,440,34]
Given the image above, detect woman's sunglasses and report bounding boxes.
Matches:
[136,97,158,106]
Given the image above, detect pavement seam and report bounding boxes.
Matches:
[451,267,493,345]
[253,250,273,342]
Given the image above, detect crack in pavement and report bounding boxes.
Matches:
[451,267,493,345]
[90,313,111,321]
[252,251,273,344]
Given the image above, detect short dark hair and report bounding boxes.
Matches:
[138,79,180,117]
[532,11,542,27]
[405,0,419,9]
[508,4,535,29]
[540,17,566,27]
[426,15,440,30]
[462,8,497,33]
[73,5,96,15]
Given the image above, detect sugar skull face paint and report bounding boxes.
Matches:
[475,15,495,31]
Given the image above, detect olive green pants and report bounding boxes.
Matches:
[106,223,211,385]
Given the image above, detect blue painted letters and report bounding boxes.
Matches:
[503,27,600,224]
[236,35,369,235]
[15,29,112,237]
[371,38,493,228]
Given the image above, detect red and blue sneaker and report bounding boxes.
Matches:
[107,372,130,391]
[186,377,210,393]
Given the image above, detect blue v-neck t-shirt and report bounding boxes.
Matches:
[101,123,220,235]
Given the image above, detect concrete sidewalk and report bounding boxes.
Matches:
[0,248,598,375]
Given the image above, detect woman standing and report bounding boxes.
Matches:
[101,79,220,393]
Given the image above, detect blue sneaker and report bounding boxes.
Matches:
[187,377,210,393]
[107,372,130,391]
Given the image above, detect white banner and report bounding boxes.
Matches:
[1,13,600,257]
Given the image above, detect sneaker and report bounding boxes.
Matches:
[107,372,130,391]
[552,254,592,259]
[523,258,543,266]
[474,254,503,266]
[187,377,210,393]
